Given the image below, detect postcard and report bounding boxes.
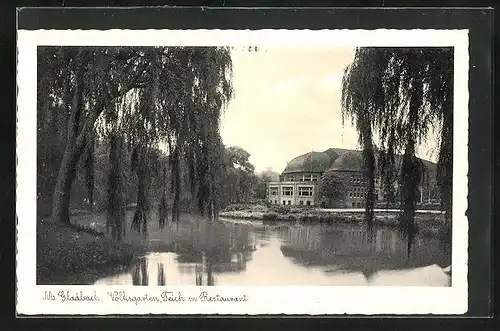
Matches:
[16,28,469,315]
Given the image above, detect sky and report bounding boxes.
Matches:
[220,46,438,173]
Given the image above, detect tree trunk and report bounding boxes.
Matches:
[83,132,95,207]
[108,132,125,240]
[170,147,181,223]
[158,167,168,229]
[438,101,453,223]
[51,144,80,225]
[400,139,422,235]
[399,79,423,234]
[51,60,85,225]
[132,145,149,235]
[363,142,375,228]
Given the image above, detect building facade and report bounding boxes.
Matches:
[267,148,438,208]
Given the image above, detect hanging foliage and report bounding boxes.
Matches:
[38,46,233,235]
[107,130,126,240]
[341,47,454,229]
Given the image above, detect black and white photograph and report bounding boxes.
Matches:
[16,28,469,315]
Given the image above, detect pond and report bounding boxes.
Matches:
[93,213,452,286]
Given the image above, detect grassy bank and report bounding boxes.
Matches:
[220,204,450,237]
[37,217,145,285]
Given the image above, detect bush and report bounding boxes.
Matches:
[262,213,278,221]
[269,205,289,214]
[282,214,299,222]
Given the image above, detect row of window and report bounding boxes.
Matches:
[350,176,380,184]
[270,200,312,206]
[284,175,319,182]
[270,186,313,196]
[348,191,379,199]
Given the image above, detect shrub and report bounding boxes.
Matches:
[262,213,278,221]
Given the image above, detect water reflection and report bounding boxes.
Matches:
[95,217,451,286]
[157,263,166,286]
[131,259,149,286]
[278,224,450,281]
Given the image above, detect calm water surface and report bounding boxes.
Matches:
[94,214,451,286]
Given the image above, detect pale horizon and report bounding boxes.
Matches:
[220,46,439,174]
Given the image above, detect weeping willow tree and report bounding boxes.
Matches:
[38,46,153,227]
[341,47,453,231]
[38,46,233,239]
[117,47,233,231]
[159,47,233,223]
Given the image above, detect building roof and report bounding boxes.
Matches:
[328,151,365,172]
[282,151,334,174]
[281,147,438,180]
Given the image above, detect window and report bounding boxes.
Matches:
[270,187,279,196]
[275,200,278,204]
[298,187,313,196]
[352,202,356,207]
[287,200,291,205]
[282,186,293,196]
[283,201,286,205]
[289,176,295,182]
[299,201,303,205]
[306,201,311,206]
[349,192,353,198]
[301,175,314,182]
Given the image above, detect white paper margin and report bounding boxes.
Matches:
[16,29,469,315]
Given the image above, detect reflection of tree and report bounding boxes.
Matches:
[175,249,204,264]
[132,258,149,286]
[157,263,166,286]
[195,264,203,286]
[279,225,450,274]
[172,221,259,285]
[173,221,257,280]
[206,251,215,286]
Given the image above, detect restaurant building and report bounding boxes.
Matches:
[267,148,438,208]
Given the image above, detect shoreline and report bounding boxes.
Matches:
[37,217,145,285]
[219,205,450,237]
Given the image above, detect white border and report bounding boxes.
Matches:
[16,29,469,315]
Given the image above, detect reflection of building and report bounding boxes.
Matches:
[267,148,438,208]
[279,224,451,275]
[281,225,403,256]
